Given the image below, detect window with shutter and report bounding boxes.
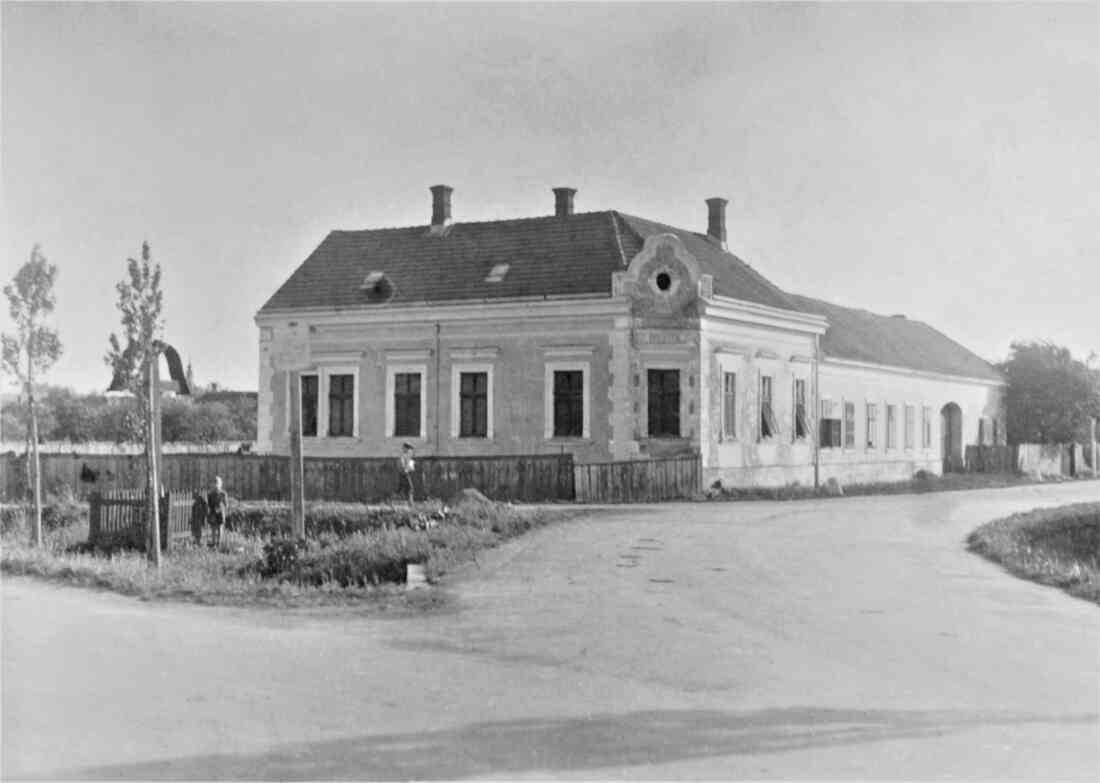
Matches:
[760,375,775,440]
[722,372,737,439]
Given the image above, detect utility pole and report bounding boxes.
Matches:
[28,362,42,547]
[288,370,305,537]
[146,348,162,567]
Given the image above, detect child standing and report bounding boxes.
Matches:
[397,443,416,506]
[206,475,229,547]
[189,491,207,545]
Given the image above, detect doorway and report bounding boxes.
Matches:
[941,402,963,472]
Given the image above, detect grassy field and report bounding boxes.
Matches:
[967,502,1100,605]
[0,496,577,609]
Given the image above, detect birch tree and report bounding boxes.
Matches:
[2,245,63,546]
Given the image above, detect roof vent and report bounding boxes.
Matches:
[485,263,510,283]
[360,271,395,303]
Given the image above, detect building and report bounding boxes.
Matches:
[255,186,1004,487]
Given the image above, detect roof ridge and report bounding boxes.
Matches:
[331,210,618,235]
[608,211,628,267]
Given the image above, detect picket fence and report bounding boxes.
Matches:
[88,489,193,551]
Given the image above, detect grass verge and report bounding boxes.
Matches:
[707,471,1089,502]
[1,497,577,609]
[967,502,1100,604]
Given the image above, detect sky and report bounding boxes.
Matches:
[3,1,1097,393]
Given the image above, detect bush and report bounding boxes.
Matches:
[1,504,26,536]
[42,487,87,530]
[258,537,308,578]
[256,529,434,587]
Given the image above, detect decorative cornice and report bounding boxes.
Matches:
[821,356,1006,387]
[450,347,500,361]
[256,296,628,327]
[702,295,829,335]
[543,345,596,358]
[384,349,432,362]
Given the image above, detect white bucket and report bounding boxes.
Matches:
[405,563,428,590]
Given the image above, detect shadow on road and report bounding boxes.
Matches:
[38,706,1097,780]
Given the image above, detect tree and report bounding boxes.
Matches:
[105,240,165,564]
[998,341,1100,444]
[105,241,164,416]
[1,245,63,546]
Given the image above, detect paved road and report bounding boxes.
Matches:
[4,482,1099,780]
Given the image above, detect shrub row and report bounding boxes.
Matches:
[223,500,447,538]
[967,502,1100,604]
[1,494,87,536]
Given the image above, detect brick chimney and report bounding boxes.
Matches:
[553,187,576,217]
[706,197,728,248]
[430,185,453,234]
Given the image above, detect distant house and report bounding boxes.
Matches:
[254,186,1003,487]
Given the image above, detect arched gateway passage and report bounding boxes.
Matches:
[941,402,963,473]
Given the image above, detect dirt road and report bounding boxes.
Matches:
[4,482,1099,779]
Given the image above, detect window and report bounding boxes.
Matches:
[904,405,915,449]
[485,263,509,283]
[544,361,589,439]
[760,375,777,440]
[328,374,355,437]
[552,370,584,437]
[793,379,808,441]
[722,372,737,439]
[386,364,427,440]
[300,374,318,437]
[647,369,680,437]
[885,405,897,449]
[843,401,856,448]
[866,403,878,448]
[922,406,932,449]
[451,363,494,439]
[459,372,489,437]
[393,372,421,437]
[992,418,999,445]
[820,398,841,448]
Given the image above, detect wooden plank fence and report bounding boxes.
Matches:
[965,443,1096,478]
[3,452,575,503]
[573,454,701,503]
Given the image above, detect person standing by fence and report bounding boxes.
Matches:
[397,443,416,506]
[189,491,207,545]
[206,475,228,547]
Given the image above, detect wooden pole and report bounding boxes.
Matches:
[146,354,162,567]
[29,384,42,547]
[1086,415,1095,477]
[288,370,305,537]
